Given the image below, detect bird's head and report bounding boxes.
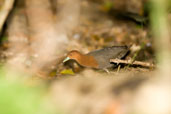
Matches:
[63,50,82,63]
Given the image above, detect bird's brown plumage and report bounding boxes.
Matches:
[64,46,129,69]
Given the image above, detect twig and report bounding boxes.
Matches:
[0,0,15,33]
[110,59,155,68]
[116,65,121,73]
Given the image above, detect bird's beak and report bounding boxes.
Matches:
[63,57,70,63]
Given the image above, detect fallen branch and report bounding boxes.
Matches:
[110,59,155,68]
[0,0,15,33]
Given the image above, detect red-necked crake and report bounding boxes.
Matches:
[63,46,129,72]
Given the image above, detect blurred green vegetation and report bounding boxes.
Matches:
[0,69,62,114]
[102,1,113,12]
[0,80,41,114]
[150,0,170,63]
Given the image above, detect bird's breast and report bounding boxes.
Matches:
[78,55,99,69]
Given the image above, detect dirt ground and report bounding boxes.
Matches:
[53,0,155,77]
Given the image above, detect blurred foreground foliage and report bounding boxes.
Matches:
[0,69,61,114]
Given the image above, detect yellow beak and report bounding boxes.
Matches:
[63,57,70,63]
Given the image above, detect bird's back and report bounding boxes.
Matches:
[87,46,129,69]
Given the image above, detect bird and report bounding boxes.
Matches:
[63,46,129,72]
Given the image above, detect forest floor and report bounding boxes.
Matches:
[54,1,155,78]
[0,1,155,78]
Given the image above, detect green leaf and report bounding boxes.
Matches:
[60,69,74,75]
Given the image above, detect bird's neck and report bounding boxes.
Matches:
[77,54,98,68]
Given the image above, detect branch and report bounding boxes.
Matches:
[110,59,155,68]
[0,0,15,33]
